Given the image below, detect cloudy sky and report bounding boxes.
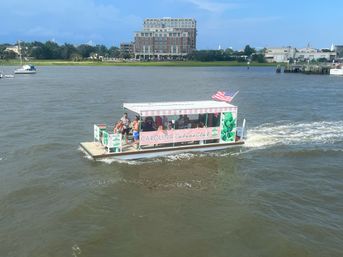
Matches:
[2,0,342,49]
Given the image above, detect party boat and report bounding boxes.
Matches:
[80,100,246,160]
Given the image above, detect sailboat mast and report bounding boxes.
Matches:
[18,40,22,66]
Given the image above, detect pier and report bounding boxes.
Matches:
[284,64,332,74]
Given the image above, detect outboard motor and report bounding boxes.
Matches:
[236,119,247,141]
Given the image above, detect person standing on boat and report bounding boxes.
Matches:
[120,112,131,144]
[132,116,140,147]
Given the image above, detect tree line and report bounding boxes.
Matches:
[0,41,124,61]
[0,41,266,62]
[188,45,265,62]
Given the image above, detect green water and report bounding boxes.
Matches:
[0,66,342,257]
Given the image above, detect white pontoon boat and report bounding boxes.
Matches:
[80,100,246,160]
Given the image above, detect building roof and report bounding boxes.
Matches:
[123,100,237,116]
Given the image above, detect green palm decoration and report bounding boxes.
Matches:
[221,112,236,142]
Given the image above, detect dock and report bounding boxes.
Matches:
[284,64,332,74]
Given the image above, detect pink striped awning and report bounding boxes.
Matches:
[123,100,237,117]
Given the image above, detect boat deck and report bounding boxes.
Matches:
[80,140,244,160]
[80,142,137,156]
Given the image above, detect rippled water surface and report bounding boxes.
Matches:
[0,66,342,257]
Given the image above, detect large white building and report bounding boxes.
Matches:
[295,46,336,61]
[134,18,197,60]
[264,47,296,62]
[265,46,336,62]
[334,45,343,58]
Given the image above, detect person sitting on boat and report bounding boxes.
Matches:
[132,116,140,146]
[176,115,185,129]
[198,122,205,128]
[157,124,163,131]
[142,117,156,131]
[177,115,190,129]
[162,116,169,129]
[184,115,191,128]
[113,120,124,134]
[120,112,131,144]
[155,116,163,129]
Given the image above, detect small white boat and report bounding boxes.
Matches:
[14,64,36,74]
[330,64,343,76]
[14,41,37,74]
[0,73,3,79]
[80,100,246,160]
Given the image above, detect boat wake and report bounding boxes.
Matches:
[0,153,7,162]
[92,151,242,165]
[245,120,343,148]
[100,158,163,165]
[78,146,93,161]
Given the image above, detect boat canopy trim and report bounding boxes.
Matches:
[123,100,237,116]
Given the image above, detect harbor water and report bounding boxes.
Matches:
[0,66,342,257]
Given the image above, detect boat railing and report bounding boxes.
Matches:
[94,124,122,153]
[139,126,221,147]
[93,118,246,154]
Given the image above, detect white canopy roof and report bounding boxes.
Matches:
[123,100,237,116]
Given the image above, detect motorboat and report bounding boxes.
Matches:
[276,65,281,73]
[80,100,246,160]
[14,41,37,74]
[330,65,343,76]
[14,65,36,74]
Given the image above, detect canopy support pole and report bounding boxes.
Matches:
[138,115,142,150]
[205,113,208,144]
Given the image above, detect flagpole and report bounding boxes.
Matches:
[232,90,239,100]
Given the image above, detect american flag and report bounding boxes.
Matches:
[212,91,238,102]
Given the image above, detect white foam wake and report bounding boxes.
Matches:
[245,121,343,148]
[98,157,163,165]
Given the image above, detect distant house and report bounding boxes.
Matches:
[264,46,336,62]
[264,47,296,62]
[5,45,20,55]
[88,53,104,61]
[120,42,134,57]
[295,46,336,61]
[335,45,343,58]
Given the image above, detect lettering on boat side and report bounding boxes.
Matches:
[140,127,221,145]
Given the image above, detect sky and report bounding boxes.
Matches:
[1,0,343,50]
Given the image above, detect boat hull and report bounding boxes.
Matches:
[80,141,244,160]
[330,69,343,76]
[14,70,36,74]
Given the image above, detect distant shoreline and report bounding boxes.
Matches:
[1,60,278,67]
